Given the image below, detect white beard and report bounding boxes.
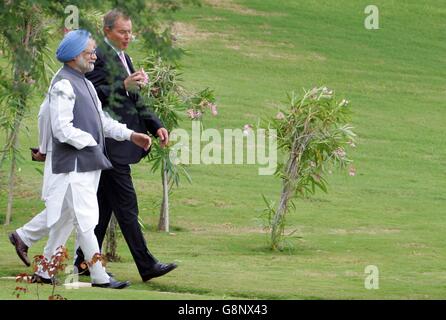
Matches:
[77,56,94,73]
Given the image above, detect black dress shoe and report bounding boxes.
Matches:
[74,263,90,276]
[30,274,54,285]
[8,232,30,267]
[92,277,130,289]
[141,262,178,282]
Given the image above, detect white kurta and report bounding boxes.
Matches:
[37,92,53,200]
[46,78,133,233]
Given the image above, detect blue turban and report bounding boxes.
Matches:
[56,29,91,63]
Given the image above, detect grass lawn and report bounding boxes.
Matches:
[0,0,445,299]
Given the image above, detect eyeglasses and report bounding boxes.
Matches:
[83,49,97,57]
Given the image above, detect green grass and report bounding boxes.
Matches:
[1,0,445,299]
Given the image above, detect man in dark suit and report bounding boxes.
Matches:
[74,9,177,282]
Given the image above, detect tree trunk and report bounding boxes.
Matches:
[5,119,21,225]
[271,132,311,249]
[4,23,31,224]
[2,14,48,225]
[0,132,9,170]
[271,151,299,249]
[105,214,120,262]
[0,151,7,170]
[158,159,169,232]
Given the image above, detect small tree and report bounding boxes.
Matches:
[14,245,68,300]
[139,55,216,232]
[104,214,121,261]
[0,2,56,225]
[264,87,357,250]
[14,246,108,300]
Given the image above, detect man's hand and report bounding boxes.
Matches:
[31,149,46,162]
[124,70,147,92]
[157,128,169,148]
[130,132,151,151]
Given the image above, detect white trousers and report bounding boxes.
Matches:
[16,151,88,266]
[16,209,50,248]
[35,185,110,284]
[16,150,53,248]
[17,206,81,264]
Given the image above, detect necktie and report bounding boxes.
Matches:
[118,51,131,96]
[118,51,131,75]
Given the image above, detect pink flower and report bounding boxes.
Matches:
[195,110,202,118]
[348,166,356,176]
[243,124,253,136]
[347,140,356,148]
[333,147,346,158]
[186,109,195,119]
[187,109,202,119]
[209,103,218,116]
[140,68,149,85]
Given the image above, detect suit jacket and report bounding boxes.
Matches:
[85,42,163,165]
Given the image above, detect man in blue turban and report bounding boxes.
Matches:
[56,29,91,63]
[11,29,153,289]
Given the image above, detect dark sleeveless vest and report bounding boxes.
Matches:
[50,65,112,174]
